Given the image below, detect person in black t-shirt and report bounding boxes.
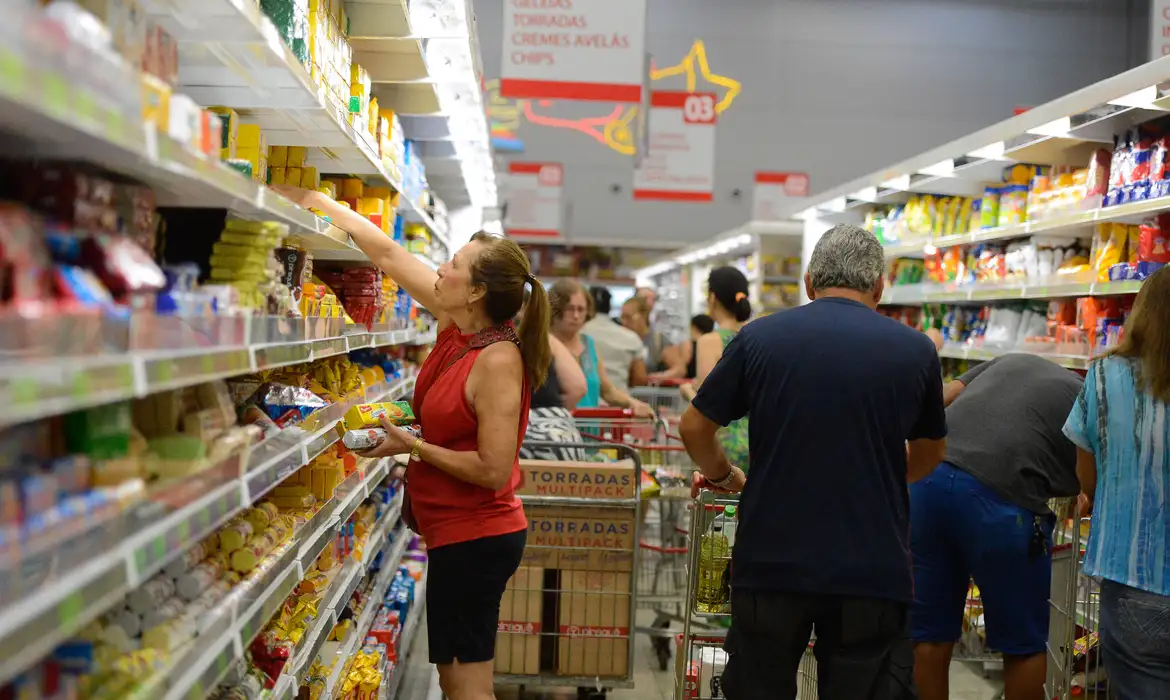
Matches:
[679,223,947,700]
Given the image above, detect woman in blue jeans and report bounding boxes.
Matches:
[1063,266,1170,699]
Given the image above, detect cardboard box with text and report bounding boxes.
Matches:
[523,505,636,571]
[495,566,544,675]
[555,570,632,678]
[517,458,637,499]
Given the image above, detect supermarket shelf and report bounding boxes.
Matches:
[880,279,1144,305]
[0,324,426,429]
[937,344,1092,370]
[383,569,429,700]
[0,380,412,686]
[159,484,404,700]
[322,530,413,697]
[274,495,406,695]
[763,275,801,285]
[881,194,1170,258]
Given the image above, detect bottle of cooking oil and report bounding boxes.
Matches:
[696,512,730,613]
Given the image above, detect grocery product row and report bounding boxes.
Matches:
[0,344,427,688]
[0,0,450,264]
[879,290,1136,369]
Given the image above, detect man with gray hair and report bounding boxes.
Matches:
[679,223,947,700]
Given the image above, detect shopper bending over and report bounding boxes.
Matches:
[680,267,753,469]
[911,354,1082,700]
[1063,266,1170,700]
[273,184,547,700]
[679,224,947,700]
[583,285,647,390]
[549,279,653,416]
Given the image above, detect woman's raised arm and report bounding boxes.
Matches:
[272,185,440,314]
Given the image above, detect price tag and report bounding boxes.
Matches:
[42,72,69,118]
[135,546,148,574]
[58,591,84,627]
[153,535,166,563]
[0,47,26,97]
[188,682,203,700]
[155,361,175,385]
[201,354,215,374]
[75,91,98,129]
[177,519,191,544]
[197,506,212,531]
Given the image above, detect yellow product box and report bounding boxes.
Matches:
[341,178,363,200]
[286,167,302,189]
[341,401,416,430]
[288,146,307,167]
[269,145,289,168]
[364,186,391,200]
[220,143,237,161]
[268,166,286,186]
[318,182,337,199]
[237,124,266,151]
[140,74,171,129]
[300,166,320,189]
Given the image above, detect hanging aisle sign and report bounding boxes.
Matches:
[633,92,717,201]
[500,0,647,103]
[504,162,564,239]
[1153,0,1170,59]
[752,171,809,220]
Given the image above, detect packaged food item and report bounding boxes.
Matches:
[342,401,415,430]
[1139,219,1170,262]
[1097,224,1127,281]
[343,428,387,450]
[979,187,1000,229]
[218,518,255,552]
[231,530,279,573]
[176,559,224,601]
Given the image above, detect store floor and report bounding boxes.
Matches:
[398,608,1005,700]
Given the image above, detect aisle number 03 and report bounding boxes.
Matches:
[683,94,717,124]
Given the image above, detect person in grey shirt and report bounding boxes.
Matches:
[583,286,647,392]
[911,353,1082,700]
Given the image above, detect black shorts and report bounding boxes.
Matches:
[722,589,914,700]
[427,529,527,665]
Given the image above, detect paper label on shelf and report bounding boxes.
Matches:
[499,0,647,103]
[633,92,717,202]
[504,162,564,239]
[752,172,809,220]
[1153,1,1170,59]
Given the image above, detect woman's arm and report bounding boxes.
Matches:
[691,333,725,389]
[414,343,524,491]
[271,185,441,315]
[597,354,653,417]
[653,342,690,380]
[1076,447,1098,514]
[628,356,648,388]
[549,335,586,409]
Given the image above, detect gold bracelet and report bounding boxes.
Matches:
[410,437,424,463]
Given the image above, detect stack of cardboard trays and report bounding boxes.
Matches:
[495,458,638,680]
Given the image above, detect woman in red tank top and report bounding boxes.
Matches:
[274,185,552,700]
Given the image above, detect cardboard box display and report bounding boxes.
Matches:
[523,505,635,571]
[517,459,637,500]
[556,571,631,678]
[495,566,543,675]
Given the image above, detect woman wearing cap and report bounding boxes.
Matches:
[682,267,752,470]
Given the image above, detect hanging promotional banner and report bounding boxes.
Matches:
[500,0,647,103]
[632,92,717,201]
[752,171,809,220]
[504,162,564,239]
[1154,0,1170,59]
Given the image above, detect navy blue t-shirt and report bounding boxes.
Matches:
[692,297,946,603]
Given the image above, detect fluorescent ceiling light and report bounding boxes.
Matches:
[967,142,1006,160]
[849,186,878,202]
[1108,86,1162,109]
[880,174,911,191]
[1027,117,1071,138]
[917,159,954,177]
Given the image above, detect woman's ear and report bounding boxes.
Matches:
[467,283,487,306]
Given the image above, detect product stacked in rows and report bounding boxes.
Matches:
[496,459,640,681]
[759,254,802,312]
[0,161,431,340]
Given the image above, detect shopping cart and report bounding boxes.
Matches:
[569,408,700,673]
[632,378,690,420]
[676,490,739,700]
[1046,497,1106,699]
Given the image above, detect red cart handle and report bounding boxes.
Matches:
[571,407,635,419]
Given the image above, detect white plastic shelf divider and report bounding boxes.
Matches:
[880,279,1144,306]
[937,345,1092,370]
[0,381,414,687]
[0,326,427,429]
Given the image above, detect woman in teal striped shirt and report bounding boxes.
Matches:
[1063,266,1170,699]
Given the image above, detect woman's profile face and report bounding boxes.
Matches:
[706,291,717,316]
[554,291,588,336]
[435,240,484,312]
